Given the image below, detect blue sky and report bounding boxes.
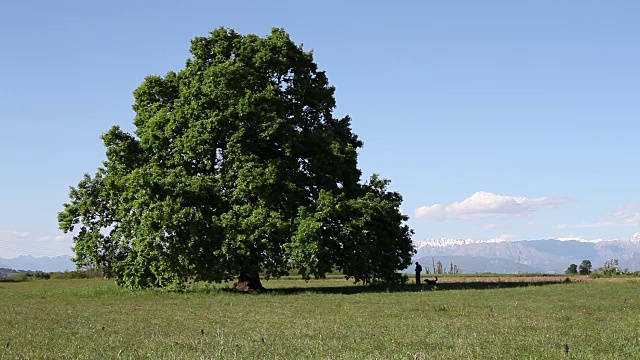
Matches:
[1,1,639,258]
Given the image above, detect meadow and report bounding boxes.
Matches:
[1,277,639,359]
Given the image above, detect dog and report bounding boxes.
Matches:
[425,276,438,286]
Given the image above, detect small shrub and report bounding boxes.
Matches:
[565,264,577,275]
[431,304,448,312]
[50,271,89,280]
[33,271,51,280]
[9,273,29,282]
[83,268,104,278]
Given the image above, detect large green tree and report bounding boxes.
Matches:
[578,260,592,275]
[58,28,414,290]
[565,263,578,275]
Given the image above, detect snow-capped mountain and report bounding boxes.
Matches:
[412,236,640,274]
[0,255,75,273]
[414,238,502,248]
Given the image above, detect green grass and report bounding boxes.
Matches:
[1,278,639,359]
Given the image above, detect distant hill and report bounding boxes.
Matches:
[0,255,75,273]
[0,268,27,278]
[412,255,545,274]
[3,237,639,275]
[411,236,640,274]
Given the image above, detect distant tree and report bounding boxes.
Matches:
[598,259,621,276]
[578,260,592,275]
[565,264,578,275]
[58,27,415,291]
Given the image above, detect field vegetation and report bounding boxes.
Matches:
[1,277,639,359]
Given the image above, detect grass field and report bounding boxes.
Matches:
[1,277,639,359]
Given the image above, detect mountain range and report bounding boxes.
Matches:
[0,255,75,273]
[3,234,640,275]
[411,233,640,274]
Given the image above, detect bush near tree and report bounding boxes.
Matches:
[58,28,415,290]
[598,259,622,276]
[565,264,578,275]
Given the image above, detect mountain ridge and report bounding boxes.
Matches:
[412,236,640,274]
[0,255,75,273]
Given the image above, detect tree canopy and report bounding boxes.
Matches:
[578,260,592,275]
[58,28,415,290]
[565,263,578,275]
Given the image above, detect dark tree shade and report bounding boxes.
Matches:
[578,260,592,275]
[565,263,578,275]
[58,28,415,290]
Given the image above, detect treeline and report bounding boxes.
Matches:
[0,268,26,278]
[565,258,640,277]
[0,269,103,282]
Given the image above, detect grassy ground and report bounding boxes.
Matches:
[1,277,639,359]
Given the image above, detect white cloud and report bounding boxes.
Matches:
[36,235,68,242]
[572,222,619,228]
[0,230,30,243]
[526,221,539,228]
[483,223,500,230]
[0,230,73,258]
[611,205,640,225]
[415,191,572,220]
[414,204,445,220]
[570,205,640,228]
[490,233,519,242]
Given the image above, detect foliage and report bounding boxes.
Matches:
[49,270,102,280]
[596,259,622,276]
[8,273,29,282]
[592,259,640,278]
[5,271,51,282]
[578,260,592,275]
[2,270,105,282]
[2,278,640,358]
[33,271,51,280]
[591,271,640,278]
[58,27,414,289]
[565,263,578,275]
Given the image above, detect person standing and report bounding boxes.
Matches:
[415,262,422,284]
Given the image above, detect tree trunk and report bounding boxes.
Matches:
[234,245,266,292]
[234,270,265,292]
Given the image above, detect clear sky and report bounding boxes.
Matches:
[1,1,639,258]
